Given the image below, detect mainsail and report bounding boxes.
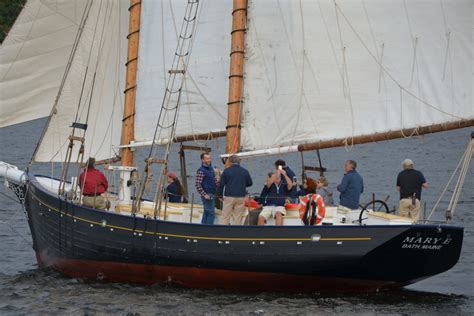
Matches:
[133,0,231,146]
[240,0,473,153]
[0,0,88,128]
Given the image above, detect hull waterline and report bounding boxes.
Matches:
[25,175,463,293]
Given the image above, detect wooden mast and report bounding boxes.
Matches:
[121,0,142,166]
[225,0,247,154]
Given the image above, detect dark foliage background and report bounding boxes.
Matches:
[0,0,26,43]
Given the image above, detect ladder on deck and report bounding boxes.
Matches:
[134,0,200,216]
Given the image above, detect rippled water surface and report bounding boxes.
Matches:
[0,119,473,315]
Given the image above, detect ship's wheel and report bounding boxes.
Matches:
[358,200,390,224]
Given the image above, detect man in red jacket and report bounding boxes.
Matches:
[79,158,108,210]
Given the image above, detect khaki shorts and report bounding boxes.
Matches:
[399,198,421,221]
[260,205,286,221]
[82,195,107,210]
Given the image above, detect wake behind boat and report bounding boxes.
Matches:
[0,0,473,293]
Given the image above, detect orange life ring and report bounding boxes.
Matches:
[298,194,326,225]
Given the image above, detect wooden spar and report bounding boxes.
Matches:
[120,0,142,166]
[297,119,474,152]
[174,131,226,144]
[221,119,474,159]
[225,0,247,154]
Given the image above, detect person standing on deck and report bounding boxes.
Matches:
[217,155,253,225]
[396,159,428,221]
[337,160,364,210]
[79,158,108,210]
[195,152,219,224]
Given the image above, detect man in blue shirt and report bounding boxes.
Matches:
[217,155,253,225]
[258,169,293,226]
[337,160,364,210]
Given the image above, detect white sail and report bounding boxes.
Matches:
[34,0,128,162]
[240,0,473,152]
[133,0,231,145]
[0,0,89,128]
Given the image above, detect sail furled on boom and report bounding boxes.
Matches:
[240,0,473,152]
[0,0,89,128]
[133,0,231,145]
[34,0,128,162]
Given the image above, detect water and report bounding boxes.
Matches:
[0,119,473,315]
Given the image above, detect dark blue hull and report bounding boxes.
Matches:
[25,175,463,292]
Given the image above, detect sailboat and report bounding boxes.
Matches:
[0,0,473,293]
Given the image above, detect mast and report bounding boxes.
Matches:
[108,0,141,204]
[121,0,142,166]
[225,0,247,154]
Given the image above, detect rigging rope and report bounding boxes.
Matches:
[426,136,474,222]
[29,0,94,166]
[133,0,201,217]
[446,137,473,220]
[59,0,110,195]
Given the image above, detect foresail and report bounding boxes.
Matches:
[240,0,473,153]
[34,0,128,162]
[0,0,88,128]
[133,0,231,145]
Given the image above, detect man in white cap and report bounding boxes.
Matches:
[396,159,428,221]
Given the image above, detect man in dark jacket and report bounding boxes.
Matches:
[258,169,293,226]
[337,160,364,210]
[195,152,219,224]
[396,159,428,221]
[274,159,296,188]
[217,155,253,225]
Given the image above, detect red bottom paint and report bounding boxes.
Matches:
[36,251,399,293]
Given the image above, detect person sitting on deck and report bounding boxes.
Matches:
[274,159,297,195]
[293,177,312,199]
[79,158,108,210]
[258,169,293,226]
[316,176,334,206]
[337,160,364,211]
[166,171,184,203]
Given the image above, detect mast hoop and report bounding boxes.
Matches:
[122,113,135,122]
[230,50,245,56]
[226,124,242,130]
[231,28,247,35]
[128,1,141,11]
[227,100,243,105]
[232,7,247,15]
[126,30,140,39]
[123,85,137,93]
[125,56,138,66]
